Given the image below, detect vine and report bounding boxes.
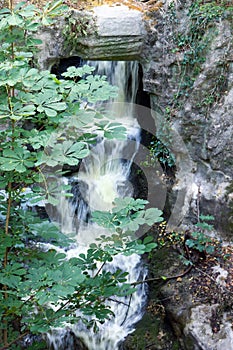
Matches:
[168,0,232,111]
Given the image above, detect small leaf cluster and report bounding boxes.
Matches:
[92,197,163,234]
[141,138,176,170]
[186,215,215,254]
[63,13,97,52]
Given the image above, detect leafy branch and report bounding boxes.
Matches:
[0,1,163,347]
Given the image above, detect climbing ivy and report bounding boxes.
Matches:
[169,0,232,110]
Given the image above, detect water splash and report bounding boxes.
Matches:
[47,61,148,350]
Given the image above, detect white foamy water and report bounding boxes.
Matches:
[47,61,148,350]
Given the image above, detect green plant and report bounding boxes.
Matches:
[0,1,163,348]
[149,139,176,169]
[140,128,176,172]
[92,197,163,250]
[169,0,231,108]
[63,12,97,52]
[185,215,215,254]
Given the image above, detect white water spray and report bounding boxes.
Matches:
[47,61,148,350]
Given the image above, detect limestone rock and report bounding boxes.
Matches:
[142,4,233,237]
[184,305,233,350]
[36,4,147,69]
[72,5,146,60]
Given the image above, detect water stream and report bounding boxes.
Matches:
[47,61,148,350]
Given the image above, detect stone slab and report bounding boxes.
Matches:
[93,5,145,37]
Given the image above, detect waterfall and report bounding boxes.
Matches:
[47,61,148,350]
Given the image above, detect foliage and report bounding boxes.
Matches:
[169,0,231,109]
[63,12,97,52]
[92,197,163,233]
[141,137,176,170]
[0,1,163,348]
[157,221,183,248]
[185,215,215,254]
[157,216,216,263]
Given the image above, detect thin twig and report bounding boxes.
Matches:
[108,298,129,307]
[131,265,192,286]
[94,262,106,278]
[120,294,132,326]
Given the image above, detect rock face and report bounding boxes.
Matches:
[141,1,233,237]
[184,304,233,350]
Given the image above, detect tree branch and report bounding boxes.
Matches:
[0,331,29,350]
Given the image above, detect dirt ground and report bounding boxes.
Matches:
[10,0,162,12]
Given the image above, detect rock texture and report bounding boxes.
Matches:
[90,5,145,59]
[37,4,146,69]
[142,1,233,237]
[184,304,233,350]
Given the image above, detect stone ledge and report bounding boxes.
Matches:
[93,4,145,37]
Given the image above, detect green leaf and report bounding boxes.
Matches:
[205,245,215,254]
[44,107,57,117]
[0,147,34,173]
[143,207,163,225]
[7,13,24,26]
[96,120,127,140]
[185,239,195,248]
[62,65,95,79]
[36,140,89,167]
[17,4,39,18]
[11,102,36,120]
[43,0,69,17]
[113,197,148,212]
[29,221,72,246]
[62,109,96,128]
[195,221,213,231]
[28,130,51,149]
[0,8,11,15]
[91,211,116,230]
[143,236,154,244]
[34,91,67,117]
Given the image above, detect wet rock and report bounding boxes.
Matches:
[146,244,233,350]
[123,246,190,350]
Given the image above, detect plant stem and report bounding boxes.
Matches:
[4,183,12,267]
[0,331,29,350]
[2,182,12,346]
[94,262,106,277]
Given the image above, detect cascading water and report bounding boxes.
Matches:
[47,61,148,350]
